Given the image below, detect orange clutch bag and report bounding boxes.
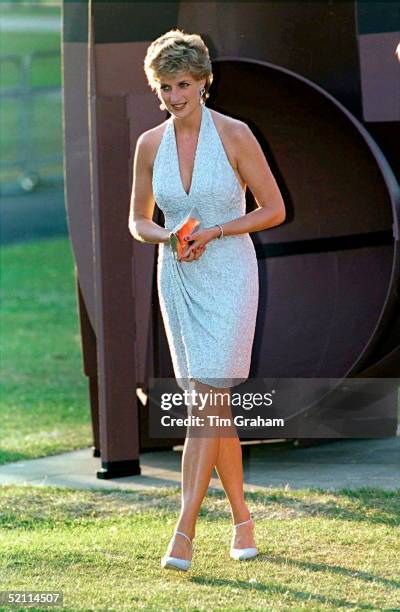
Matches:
[169,211,201,260]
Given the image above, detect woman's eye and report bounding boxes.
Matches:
[180,82,189,88]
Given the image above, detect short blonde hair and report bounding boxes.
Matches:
[144,29,213,101]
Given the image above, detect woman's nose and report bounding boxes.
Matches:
[170,89,181,103]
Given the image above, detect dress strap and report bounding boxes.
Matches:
[234,518,253,529]
[175,531,193,545]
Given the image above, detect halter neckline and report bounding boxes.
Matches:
[169,105,206,198]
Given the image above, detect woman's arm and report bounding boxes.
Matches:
[128,131,170,245]
[182,121,286,253]
[222,122,286,235]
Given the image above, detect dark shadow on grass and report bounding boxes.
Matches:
[0,485,183,530]
[0,450,34,464]
[190,575,378,610]
[270,554,400,591]
[202,488,400,527]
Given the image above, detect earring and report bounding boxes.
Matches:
[159,101,167,111]
[199,87,206,104]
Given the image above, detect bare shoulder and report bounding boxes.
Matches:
[136,120,169,166]
[208,109,252,145]
[208,109,255,173]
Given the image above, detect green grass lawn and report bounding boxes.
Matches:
[1,95,62,164]
[0,485,399,611]
[0,237,92,465]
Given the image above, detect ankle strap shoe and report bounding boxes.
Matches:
[161,530,193,571]
[230,518,258,560]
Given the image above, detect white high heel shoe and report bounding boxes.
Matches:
[230,517,258,560]
[161,530,193,571]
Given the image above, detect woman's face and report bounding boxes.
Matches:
[157,71,206,117]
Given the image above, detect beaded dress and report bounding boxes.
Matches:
[152,105,259,391]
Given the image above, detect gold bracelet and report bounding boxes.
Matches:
[214,224,224,239]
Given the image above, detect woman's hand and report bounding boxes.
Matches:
[178,244,206,262]
[179,226,220,262]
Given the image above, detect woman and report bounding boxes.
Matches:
[129,29,286,571]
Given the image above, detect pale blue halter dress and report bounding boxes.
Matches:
[153,105,259,391]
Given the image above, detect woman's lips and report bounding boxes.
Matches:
[171,102,187,110]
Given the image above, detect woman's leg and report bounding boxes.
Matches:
[166,380,228,560]
[214,402,257,550]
